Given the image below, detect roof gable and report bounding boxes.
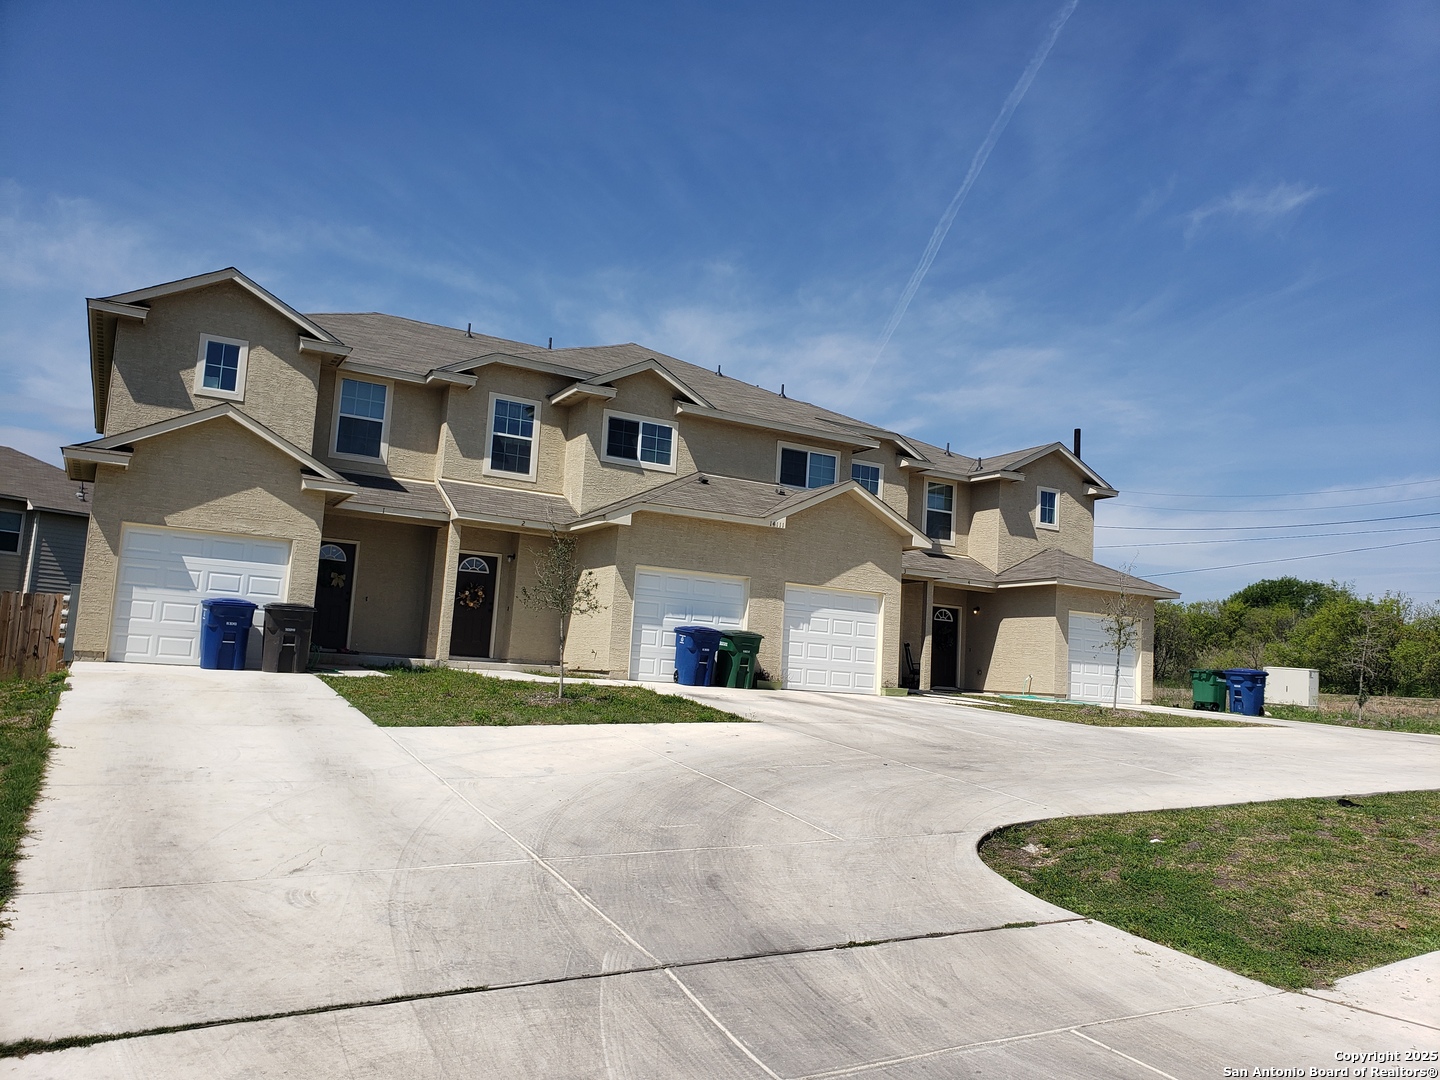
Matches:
[63,403,349,485]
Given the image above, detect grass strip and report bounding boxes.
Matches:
[980,790,1440,989]
[1262,703,1440,737]
[0,672,68,930]
[321,666,746,726]
[960,696,1252,728]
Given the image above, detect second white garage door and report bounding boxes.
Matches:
[629,568,746,681]
[1068,612,1137,704]
[782,585,880,694]
[109,525,291,665]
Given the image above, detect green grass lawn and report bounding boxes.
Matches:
[1262,702,1440,737]
[960,695,1252,728]
[0,673,67,930]
[980,790,1440,989]
[321,666,746,727]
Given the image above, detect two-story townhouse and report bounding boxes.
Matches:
[63,269,1178,701]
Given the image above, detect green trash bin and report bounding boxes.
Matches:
[716,631,764,689]
[1190,669,1228,712]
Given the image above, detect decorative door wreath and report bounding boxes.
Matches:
[456,584,487,609]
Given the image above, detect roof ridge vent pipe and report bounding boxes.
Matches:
[780,383,786,397]
[1073,428,1081,459]
[945,442,951,456]
[467,323,473,338]
[548,337,553,349]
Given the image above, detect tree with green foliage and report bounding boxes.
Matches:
[1152,578,1440,698]
[520,529,606,699]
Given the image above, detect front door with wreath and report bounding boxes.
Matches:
[450,554,498,658]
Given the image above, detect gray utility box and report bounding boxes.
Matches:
[1263,666,1320,708]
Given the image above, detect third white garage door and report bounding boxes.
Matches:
[109,525,291,665]
[782,585,880,694]
[1068,612,1137,704]
[629,568,747,681]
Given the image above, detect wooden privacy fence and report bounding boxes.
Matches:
[0,591,69,679]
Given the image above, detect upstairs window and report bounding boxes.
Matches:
[778,445,837,489]
[334,377,389,460]
[0,510,20,553]
[851,462,881,495]
[925,481,954,542]
[487,394,538,479]
[193,334,249,401]
[1038,488,1059,530]
[604,413,675,470]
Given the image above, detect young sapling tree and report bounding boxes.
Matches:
[1099,568,1146,709]
[520,529,606,699]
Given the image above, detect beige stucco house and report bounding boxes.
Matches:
[63,268,1178,700]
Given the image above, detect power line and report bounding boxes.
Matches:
[1145,537,1440,577]
[1116,493,1440,513]
[1124,477,1440,499]
[1097,511,1440,533]
[1097,524,1440,549]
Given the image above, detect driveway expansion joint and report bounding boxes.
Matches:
[0,916,1091,1060]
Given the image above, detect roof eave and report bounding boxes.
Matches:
[674,403,881,450]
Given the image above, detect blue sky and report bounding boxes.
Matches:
[2,1,1436,601]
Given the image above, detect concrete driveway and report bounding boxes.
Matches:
[1,663,1437,1077]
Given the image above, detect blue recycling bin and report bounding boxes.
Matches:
[672,625,723,686]
[200,598,257,670]
[1222,668,1268,716]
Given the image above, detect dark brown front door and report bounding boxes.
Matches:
[931,607,959,688]
[314,542,357,650]
[450,555,498,658]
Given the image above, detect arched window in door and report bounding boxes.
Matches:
[319,544,348,562]
[458,557,491,573]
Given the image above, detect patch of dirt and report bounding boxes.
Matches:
[523,692,573,707]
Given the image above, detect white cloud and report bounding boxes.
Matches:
[1183,180,1323,238]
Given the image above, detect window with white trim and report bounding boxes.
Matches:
[1038,488,1059,530]
[333,377,389,460]
[0,511,20,553]
[487,394,539,478]
[925,481,954,542]
[851,462,881,495]
[193,334,249,401]
[778,445,837,489]
[603,412,675,470]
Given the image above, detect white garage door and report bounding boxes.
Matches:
[1068,612,1137,704]
[782,585,880,694]
[629,568,746,681]
[110,525,291,665]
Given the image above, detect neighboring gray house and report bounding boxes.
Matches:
[0,447,90,598]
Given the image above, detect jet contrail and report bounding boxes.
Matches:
[863,0,1080,381]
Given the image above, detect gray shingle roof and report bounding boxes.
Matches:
[440,480,577,527]
[901,549,997,588]
[996,549,1180,598]
[339,472,449,518]
[580,472,799,523]
[0,447,90,516]
[305,313,1115,487]
[308,313,903,448]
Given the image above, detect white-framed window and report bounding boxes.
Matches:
[192,334,249,401]
[1038,488,1059,530]
[331,376,391,461]
[925,481,954,542]
[484,393,540,480]
[851,462,881,496]
[0,510,20,553]
[602,410,676,472]
[777,443,838,489]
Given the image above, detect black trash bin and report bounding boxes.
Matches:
[262,603,315,673]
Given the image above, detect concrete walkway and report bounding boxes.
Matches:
[1,663,1437,1077]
